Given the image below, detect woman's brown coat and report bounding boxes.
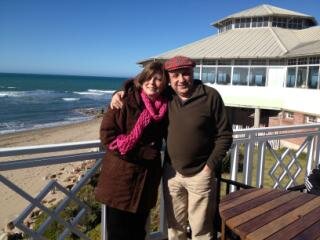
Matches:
[95,87,166,213]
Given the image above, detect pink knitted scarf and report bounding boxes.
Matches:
[108,91,167,155]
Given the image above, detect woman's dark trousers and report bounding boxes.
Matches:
[106,206,149,240]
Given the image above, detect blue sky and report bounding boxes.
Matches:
[0,0,319,77]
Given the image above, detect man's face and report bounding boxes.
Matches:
[168,68,194,98]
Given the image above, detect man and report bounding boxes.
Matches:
[111,56,233,240]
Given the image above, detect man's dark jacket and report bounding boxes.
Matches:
[165,80,233,176]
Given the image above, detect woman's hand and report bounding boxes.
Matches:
[138,145,159,160]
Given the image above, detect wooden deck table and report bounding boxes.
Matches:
[219,188,320,240]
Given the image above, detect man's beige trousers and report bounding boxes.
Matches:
[163,163,216,240]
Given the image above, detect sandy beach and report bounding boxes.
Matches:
[0,118,102,229]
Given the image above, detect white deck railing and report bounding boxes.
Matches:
[0,123,320,239]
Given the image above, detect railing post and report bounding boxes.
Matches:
[256,141,266,188]
[101,204,107,240]
[315,131,320,166]
[230,144,239,192]
[159,182,168,237]
[306,136,315,175]
[243,132,255,186]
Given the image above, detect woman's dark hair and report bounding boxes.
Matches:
[134,61,167,88]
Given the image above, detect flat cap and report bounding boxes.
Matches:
[164,56,196,71]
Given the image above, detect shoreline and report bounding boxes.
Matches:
[0,117,103,228]
[0,117,102,148]
[0,107,105,137]
[0,117,92,138]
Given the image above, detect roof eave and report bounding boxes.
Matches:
[137,57,167,65]
[212,15,317,28]
[286,52,320,58]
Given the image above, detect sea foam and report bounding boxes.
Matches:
[62,98,80,101]
[74,89,115,96]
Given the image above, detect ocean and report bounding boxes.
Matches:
[0,73,127,134]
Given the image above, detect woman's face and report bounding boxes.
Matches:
[142,72,166,98]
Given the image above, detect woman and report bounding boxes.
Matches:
[95,61,168,240]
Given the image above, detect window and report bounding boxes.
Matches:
[194,60,201,65]
[304,19,315,28]
[286,67,296,87]
[253,17,261,27]
[194,67,200,79]
[219,26,226,33]
[288,59,297,65]
[216,67,231,85]
[225,20,232,31]
[240,18,246,28]
[296,67,307,88]
[309,57,320,64]
[308,66,319,89]
[297,19,303,29]
[245,18,251,28]
[249,68,266,86]
[201,67,216,83]
[218,60,232,65]
[252,17,268,28]
[235,19,240,28]
[285,112,294,119]
[232,68,248,85]
[305,115,320,123]
[257,17,264,27]
[236,18,251,28]
[297,58,307,65]
[252,17,257,27]
[202,59,216,65]
[272,17,288,28]
[263,17,269,27]
[251,59,267,65]
[269,59,285,65]
[234,60,249,65]
[288,18,303,29]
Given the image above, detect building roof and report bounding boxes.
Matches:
[212,4,315,27]
[272,26,320,51]
[139,26,320,63]
[286,40,320,57]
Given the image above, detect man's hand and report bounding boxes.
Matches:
[110,91,125,109]
[202,164,212,174]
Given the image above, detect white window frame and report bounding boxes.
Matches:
[285,112,294,119]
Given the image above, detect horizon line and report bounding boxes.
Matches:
[0,71,131,79]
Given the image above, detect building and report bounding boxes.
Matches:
[139,4,320,130]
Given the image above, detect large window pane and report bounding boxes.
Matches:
[232,67,248,85]
[308,66,319,89]
[216,67,231,85]
[235,19,240,28]
[286,67,296,87]
[201,67,216,83]
[249,68,266,86]
[245,18,251,28]
[240,18,246,28]
[194,67,200,79]
[263,17,269,27]
[296,66,307,88]
[257,17,263,27]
